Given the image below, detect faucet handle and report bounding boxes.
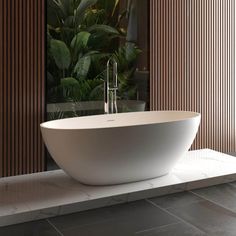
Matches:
[112,60,118,88]
[107,57,118,89]
[105,57,119,114]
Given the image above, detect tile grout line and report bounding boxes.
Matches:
[135,222,180,234]
[189,190,236,214]
[46,219,64,236]
[145,198,206,234]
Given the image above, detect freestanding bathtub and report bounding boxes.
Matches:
[40,111,200,185]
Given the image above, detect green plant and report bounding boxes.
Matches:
[47,0,141,104]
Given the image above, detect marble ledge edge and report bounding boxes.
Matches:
[1,173,236,227]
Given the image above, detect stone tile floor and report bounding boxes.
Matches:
[2,182,236,235]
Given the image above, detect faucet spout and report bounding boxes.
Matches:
[104,58,118,114]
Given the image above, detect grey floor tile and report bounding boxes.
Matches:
[192,183,236,212]
[229,181,236,187]
[166,199,236,236]
[49,200,179,236]
[148,191,204,209]
[60,218,140,236]
[135,222,206,236]
[0,220,61,236]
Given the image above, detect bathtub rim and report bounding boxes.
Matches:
[40,110,201,131]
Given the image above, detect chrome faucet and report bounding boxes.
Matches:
[104,58,118,114]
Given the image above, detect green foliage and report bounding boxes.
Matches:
[87,24,119,35]
[74,0,98,26]
[61,77,79,87]
[74,55,91,79]
[96,0,119,17]
[47,0,141,104]
[71,32,91,55]
[50,39,71,69]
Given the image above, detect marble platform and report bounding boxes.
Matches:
[1,149,236,227]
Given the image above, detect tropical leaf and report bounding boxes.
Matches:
[96,0,119,17]
[60,77,81,101]
[125,42,141,64]
[50,39,71,69]
[114,43,141,71]
[111,0,119,16]
[78,79,91,93]
[60,0,74,16]
[64,16,74,28]
[88,24,119,35]
[47,0,141,104]
[47,0,65,26]
[47,8,60,27]
[71,31,91,55]
[84,50,100,56]
[74,0,98,26]
[74,56,91,79]
[83,52,108,80]
[89,81,103,100]
[83,9,106,27]
[116,9,128,27]
[61,77,79,87]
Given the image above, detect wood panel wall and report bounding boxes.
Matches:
[150,0,236,152]
[0,0,45,177]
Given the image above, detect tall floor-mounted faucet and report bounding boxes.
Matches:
[104,58,118,114]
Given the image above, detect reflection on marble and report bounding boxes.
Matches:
[1,149,236,227]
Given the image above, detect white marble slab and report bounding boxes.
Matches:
[1,149,236,227]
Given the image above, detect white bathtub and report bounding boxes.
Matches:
[40,111,200,185]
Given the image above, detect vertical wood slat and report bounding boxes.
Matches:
[0,0,3,176]
[150,0,235,153]
[0,0,45,177]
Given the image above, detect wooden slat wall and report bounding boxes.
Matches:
[0,0,45,177]
[150,0,235,152]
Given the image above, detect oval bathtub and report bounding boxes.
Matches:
[40,111,201,185]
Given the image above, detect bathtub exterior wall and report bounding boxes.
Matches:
[41,111,200,185]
